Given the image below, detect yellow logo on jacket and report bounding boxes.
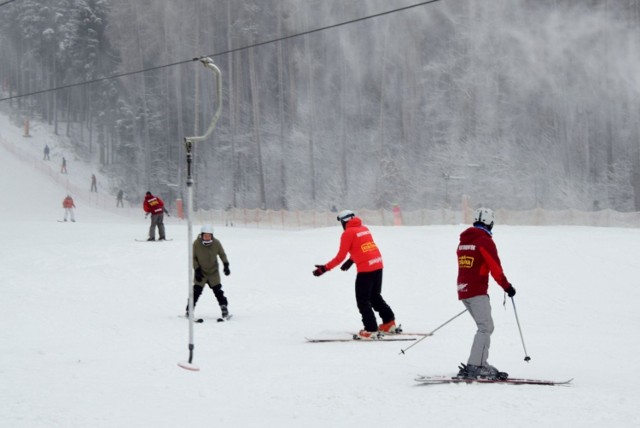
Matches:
[458,255,474,268]
[361,242,378,253]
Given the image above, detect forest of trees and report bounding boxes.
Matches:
[1,0,640,212]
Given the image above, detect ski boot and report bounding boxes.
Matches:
[355,330,381,340]
[378,320,402,334]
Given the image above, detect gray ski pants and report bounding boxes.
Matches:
[462,294,494,367]
[149,213,166,239]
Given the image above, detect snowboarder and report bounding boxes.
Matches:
[62,195,75,222]
[312,210,399,340]
[186,224,231,319]
[142,191,168,241]
[60,157,67,174]
[90,174,97,192]
[116,190,124,207]
[455,207,516,380]
[43,145,50,160]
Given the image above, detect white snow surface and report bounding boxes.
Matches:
[1,116,640,427]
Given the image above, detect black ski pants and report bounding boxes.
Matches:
[187,283,228,313]
[355,269,394,332]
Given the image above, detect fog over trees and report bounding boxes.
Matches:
[1,0,639,212]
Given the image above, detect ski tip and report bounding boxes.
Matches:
[177,361,200,371]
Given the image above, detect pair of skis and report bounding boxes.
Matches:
[414,375,573,386]
[306,332,571,386]
[181,314,232,323]
[305,331,428,343]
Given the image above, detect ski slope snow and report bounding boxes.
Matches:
[1,116,640,427]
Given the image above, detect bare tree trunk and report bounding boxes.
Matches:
[65,89,71,137]
[248,46,266,209]
[133,1,152,189]
[276,3,287,210]
[304,10,316,205]
[226,0,237,208]
[375,21,390,207]
[53,56,58,136]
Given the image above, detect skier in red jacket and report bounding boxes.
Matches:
[312,210,399,340]
[143,192,169,241]
[62,195,75,222]
[455,207,516,380]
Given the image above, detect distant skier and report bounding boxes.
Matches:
[43,145,50,160]
[60,157,67,174]
[185,224,231,320]
[224,203,234,227]
[62,195,75,222]
[116,190,124,207]
[455,207,516,380]
[142,191,168,241]
[90,174,97,192]
[312,210,399,340]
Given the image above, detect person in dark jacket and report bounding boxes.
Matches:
[186,224,231,319]
[142,191,168,241]
[455,207,516,380]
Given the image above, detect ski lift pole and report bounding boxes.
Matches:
[178,57,222,372]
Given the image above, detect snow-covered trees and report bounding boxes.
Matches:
[1,0,639,211]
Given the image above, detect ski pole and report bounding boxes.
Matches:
[399,308,468,355]
[510,296,531,362]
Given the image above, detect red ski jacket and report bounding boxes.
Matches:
[456,226,510,300]
[62,196,75,208]
[143,194,165,214]
[324,217,383,273]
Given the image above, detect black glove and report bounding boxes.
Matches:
[505,284,516,297]
[145,213,149,218]
[312,265,327,277]
[223,263,230,276]
[340,259,354,271]
[194,267,203,282]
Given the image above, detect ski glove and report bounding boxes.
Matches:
[313,265,327,277]
[505,285,516,297]
[340,259,354,271]
[194,267,203,282]
[223,263,230,276]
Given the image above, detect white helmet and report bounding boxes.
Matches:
[200,224,214,245]
[337,210,356,229]
[473,207,495,230]
[337,209,355,223]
